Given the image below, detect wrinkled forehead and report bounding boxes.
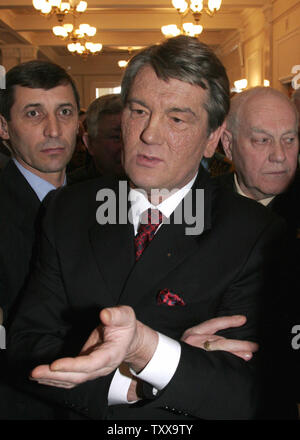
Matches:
[240,94,298,132]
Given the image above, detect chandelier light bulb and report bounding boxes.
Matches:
[41,2,52,14]
[60,2,71,12]
[208,0,222,12]
[118,60,128,68]
[193,24,203,35]
[161,24,181,37]
[87,26,96,36]
[79,23,89,33]
[67,43,76,52]
[182,22,203,36]
[33,0,46,10]
[76,1,88,13]
[172,0,188,14]
[52,25,63,35]
[63,23,74,33]
[190,1,203,13]
[49,0,60,7]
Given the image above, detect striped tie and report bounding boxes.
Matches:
[134,209,163,261]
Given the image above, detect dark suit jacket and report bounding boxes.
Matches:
[0,160,65,420]
[214,171,300,405]
[0,160,42,324]
[8,169,297,420]
[214,171,300,237]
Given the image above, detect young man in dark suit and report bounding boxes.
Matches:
[0,60,80,323]
[8,37,297,420]
[0,59,80,419]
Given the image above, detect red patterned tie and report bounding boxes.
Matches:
[134,209,163,261]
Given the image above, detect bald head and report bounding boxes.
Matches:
[222,87,299,200]
[226,87,298,137]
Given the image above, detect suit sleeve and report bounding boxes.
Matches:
[7,192,114,420]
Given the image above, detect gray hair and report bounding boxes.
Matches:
[121,35,230,134]
[86,94,123,140]
[227,86,299,137]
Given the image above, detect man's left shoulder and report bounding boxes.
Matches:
[211,183,285,235]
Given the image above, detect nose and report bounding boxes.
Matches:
[140,114,163,145]
[269,140,286,163]
[44,114,62,138]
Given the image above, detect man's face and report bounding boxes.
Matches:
[122,66,222,197]
[88,112,124,177]
[1,84,78,179]
[231,94,299,200]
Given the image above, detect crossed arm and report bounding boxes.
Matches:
[30,305,258,392]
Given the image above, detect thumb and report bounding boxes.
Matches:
[100,305,135,327]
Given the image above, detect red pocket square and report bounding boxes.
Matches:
[157,288,186,306]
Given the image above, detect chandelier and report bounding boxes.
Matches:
[67,40,102,57]
[32,0,87,22]
[53,22,102,56]
[161,0,222,38]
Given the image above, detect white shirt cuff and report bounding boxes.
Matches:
[107,365,135,406]
[130,332,181,391]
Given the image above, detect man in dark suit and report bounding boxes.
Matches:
[0,59,80,324]
[0,59,80,419]
[216,86,300,415]
[8,36,296,420]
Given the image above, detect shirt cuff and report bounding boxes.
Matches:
[107,365,135,406]
[130,332,181,391]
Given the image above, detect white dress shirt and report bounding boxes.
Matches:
[13,158,66,201]
[108,173,197,405]
[234,173,274,206]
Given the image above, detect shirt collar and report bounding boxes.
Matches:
[234,173,274,206]
[13,158,66,202]
[128,173,198,234]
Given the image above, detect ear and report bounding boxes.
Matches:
[203,120,226,158]
[82,132,94,156]
[0,114,10,140]
[221,129,233,161]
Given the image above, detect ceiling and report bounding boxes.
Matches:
[0,0,268,63]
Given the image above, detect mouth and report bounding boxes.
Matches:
[41,147,65,155]
[136,153,163,167]
[264,170,288,176]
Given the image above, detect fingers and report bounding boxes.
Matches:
[204,338,259,361]
[182,315,247,340]
[207,338,259,354]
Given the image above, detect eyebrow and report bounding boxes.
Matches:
[168,107,196,117]
[251,127,298,136]
[127,99,196,117]
[23,102,75,110]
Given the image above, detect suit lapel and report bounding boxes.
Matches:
[1,160,41,237]
[88,179,136,303]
